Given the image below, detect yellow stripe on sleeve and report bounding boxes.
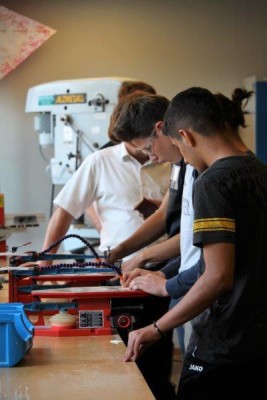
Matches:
[194,218,235,233]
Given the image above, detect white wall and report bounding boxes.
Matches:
[0,0,266,247]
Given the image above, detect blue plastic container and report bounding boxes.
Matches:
[0,303,34,367]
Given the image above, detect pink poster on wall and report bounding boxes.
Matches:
[0,6,56,80]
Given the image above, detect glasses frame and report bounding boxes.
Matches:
[135,127,156,155]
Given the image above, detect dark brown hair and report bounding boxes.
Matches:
[118,81,156,99]
[109,92,169,143]
[215,88,254,132]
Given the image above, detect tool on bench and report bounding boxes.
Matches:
[7,234,148,337]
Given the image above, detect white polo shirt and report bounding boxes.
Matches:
[54,143,170,254]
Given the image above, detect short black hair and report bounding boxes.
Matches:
[163,87,226,139]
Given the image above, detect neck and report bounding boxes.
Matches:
[201,133,247,167]
[227,130,249,153]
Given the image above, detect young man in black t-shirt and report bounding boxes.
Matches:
[122,87,267,399]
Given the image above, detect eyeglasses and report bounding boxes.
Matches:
[135,128,156,155]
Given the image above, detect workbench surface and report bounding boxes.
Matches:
[0,335,154,400]
[0,273,154,400]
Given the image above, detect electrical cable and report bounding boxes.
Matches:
[9,234,122,277]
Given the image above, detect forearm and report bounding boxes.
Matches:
[155,243,235,333]
[42,207,74,253]
[139,233,180,265]
[156,271,224,333]
[165,261,200,298]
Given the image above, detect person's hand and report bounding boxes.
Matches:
[122,324,162,362]
[121,253,146,273]
[128,273,168,297]
[105,245,123,265]
[122,268,150,287]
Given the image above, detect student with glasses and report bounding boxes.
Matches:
[107,92,198,359]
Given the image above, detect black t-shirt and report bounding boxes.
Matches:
[190,155,267,363]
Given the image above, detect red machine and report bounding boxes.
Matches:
[7,234,149,337]
[30,285,148,336]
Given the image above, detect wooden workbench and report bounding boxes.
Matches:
[0,273,155,400]
[0,336,154,400]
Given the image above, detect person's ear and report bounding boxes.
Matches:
[179,129,195,147]
[155,120,163,135]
